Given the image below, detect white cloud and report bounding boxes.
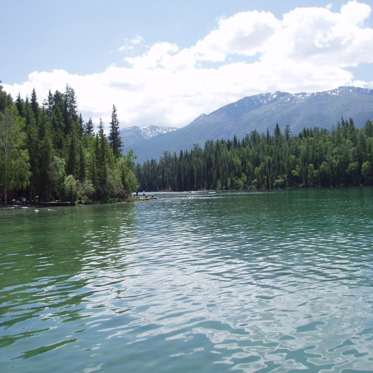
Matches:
[4,1,373,128]
[193,11,279,62]
[118,35,145,53]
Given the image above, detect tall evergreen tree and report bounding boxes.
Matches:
[85,118,94,135]
[109,105,122,157]
[0,83,13,111]
[79,144,86,182]
[63,86,78,134]
[0,106,30,204]
[79,114,84,136]
[94,120,109,199]
[30,88,39,122]
[0,86,138,205]
[67,131,79,177]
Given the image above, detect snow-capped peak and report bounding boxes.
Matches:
[139,125,176,139]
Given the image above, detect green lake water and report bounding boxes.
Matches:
[1,189,373,372]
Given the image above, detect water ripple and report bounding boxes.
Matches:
[1,190,373,372]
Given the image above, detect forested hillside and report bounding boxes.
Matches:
[127,87,373,162]
[137,121,373,191]
[0,84,138,205]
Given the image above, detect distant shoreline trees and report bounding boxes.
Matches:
[137,121,373,192]
[3,81,373,201]
[0,84,138,205]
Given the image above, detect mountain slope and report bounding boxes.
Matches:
[128,87,373,162]
[120,125,176,152]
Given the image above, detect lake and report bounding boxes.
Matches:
[1,189,373,372]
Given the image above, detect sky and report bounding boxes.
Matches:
[2,0,373,128]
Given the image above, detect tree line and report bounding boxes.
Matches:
[0,84,138,205]
[136,120,373,191]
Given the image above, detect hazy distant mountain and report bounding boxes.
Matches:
[121,125,176,152]
[126,87,373,162]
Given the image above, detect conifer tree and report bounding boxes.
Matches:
[94,120,109,199]
[0,86,138,204]
[85,118,94,135]
[79,144,86,182]
[63,86,78,134]
[109,105,122,157]
[0,106,30,204]
[79,114,84,136]
[67,132,78,177]
[30,88,39,122]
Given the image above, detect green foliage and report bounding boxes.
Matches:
[85,118,94,135]
[50,156,66,198]
[109,105,122,157]
[138,119,373,191]
[63,175,78,202]
[0,86,138,205]
[362,161,373,183]
[118,157,139,194]
[78,180,95,204]
[0,105,30,204]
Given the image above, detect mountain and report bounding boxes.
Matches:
[126,87,373,162]
[121,125,176,152]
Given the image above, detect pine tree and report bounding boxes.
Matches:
[0,87,138,204]
[38,129,54,201]
[79,144,86,182]
[24,99,39,199]
[0,106,30,204]
[95,120,109,199]
[15,94,25,116]
[37,110,55,201]
[109,105,122,157]
[63,86,78,134]
[0,83,13,111]
[30,88,39,122]
[47,90,54,115]
[67,133,78,177]
[85,118,94,135]
[79,114,84,136]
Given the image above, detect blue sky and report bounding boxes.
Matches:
[2,0,373,127]
[2,0,372,82]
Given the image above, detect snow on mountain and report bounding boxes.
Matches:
[122,87,373,162]
[120,125,176,153]
[139,125,176,139]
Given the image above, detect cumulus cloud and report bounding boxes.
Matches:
[4,1,373,128]
[118,35,145,53]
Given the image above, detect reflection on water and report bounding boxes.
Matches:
[1,190,373,372]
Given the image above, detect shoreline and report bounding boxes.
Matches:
[0,194,162,209]
[1,186,370,208]
[139,184,369,193]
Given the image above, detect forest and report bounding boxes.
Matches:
[0,84,138,205]
[136,121,373,191]
[3,82,373,200]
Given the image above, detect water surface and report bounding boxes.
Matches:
[1,189,373,372]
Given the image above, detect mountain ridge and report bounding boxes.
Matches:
[121,125,176,151]
[123,86,373,162]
